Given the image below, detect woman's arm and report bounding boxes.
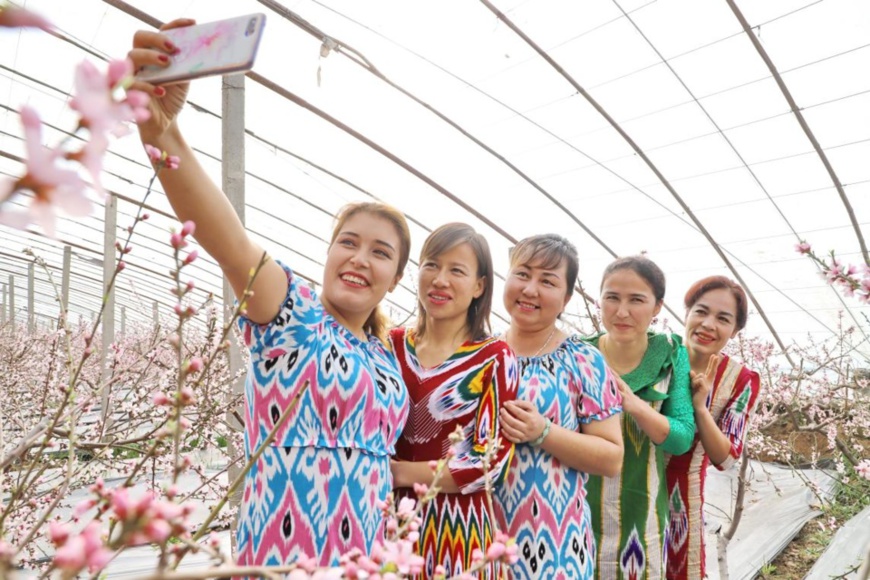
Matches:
[129,22,287,324]
[658,345,696,455]
[691,355,732,464]
[708,366,761,470]
[391,460,460,493]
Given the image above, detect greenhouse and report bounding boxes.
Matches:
[0,0,868,578]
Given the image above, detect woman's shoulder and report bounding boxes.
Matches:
[721,353,761,386]
[472,335,516,361]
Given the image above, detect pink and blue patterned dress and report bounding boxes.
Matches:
[235,263,409,568]
[389,328,519,579]
[494,335,622,579]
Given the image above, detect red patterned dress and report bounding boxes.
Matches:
[665,354,760,579]
[388,328,518,579]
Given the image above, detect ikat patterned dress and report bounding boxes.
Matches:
[389,328,518,579]
[235,264,409,568]
[583,332,694,580]
[665,354,760,580]
[494,335,622,580]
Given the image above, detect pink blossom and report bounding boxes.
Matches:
[152,392,171,406]
[179,386,196,405]
[70,59,150,139]
[52,522,109,574]
[164,154,180,170]
[396,496,416,519]
[857,459,870,481]
[795,241,811,254]
[186,357,203,374]
[170,232,187,249]
[180,220,196,237]
[184,249,198,265]
[0,6,52,30]
[144,144,163,164]
[53,535,87,571]
[48,521,71,545]
[0,106,91,237]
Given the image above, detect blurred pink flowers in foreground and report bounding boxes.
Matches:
[0,52,149,237]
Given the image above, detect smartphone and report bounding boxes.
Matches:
[137,13,267,85]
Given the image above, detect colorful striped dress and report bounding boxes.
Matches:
[235,264,409,568]
[665,354,760,579]
[389,328,518,579]
[494,335,622,580]
[583,332,694,580]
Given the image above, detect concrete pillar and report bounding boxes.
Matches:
[8,274,14,334]
[27,261,35,333]
[61,245,71,316]
[222,72,246,540]
[101,195,118,426]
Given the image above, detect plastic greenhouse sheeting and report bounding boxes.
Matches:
[805,504,870,580]
[2,0,870,358]
[701,460,836,580]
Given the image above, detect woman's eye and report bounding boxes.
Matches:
[375,249,392,259]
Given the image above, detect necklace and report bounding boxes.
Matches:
[504,326,557,357]
[533,326,557,357]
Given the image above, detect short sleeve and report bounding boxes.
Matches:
[571,338,623,424]
[449,343,519,494]
[659,342,695,455]
[236,261,311,356]
[714,366,761,470]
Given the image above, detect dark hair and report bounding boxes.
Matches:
[508,234,579,299]
[684,276,749,332]
[601,255,666,303]
[330,202,411,342]
[415,223,493,342]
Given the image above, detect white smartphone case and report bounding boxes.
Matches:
[137,13,266,85]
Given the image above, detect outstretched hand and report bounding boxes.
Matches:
[690,354,720,409]
[126,18,196,141]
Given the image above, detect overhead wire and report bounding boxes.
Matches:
[303,0,854,340]
[725,0,868,266]
[478,0,799,365]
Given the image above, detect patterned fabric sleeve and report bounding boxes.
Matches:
[714,366,761,471]
[449,343,519,494]
[573,339,624,423]
[237,261,301,356]
[659,343,695,455]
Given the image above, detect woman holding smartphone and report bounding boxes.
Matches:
[128,20,411,568]
[389,223,518,579]
[666,277,760,579]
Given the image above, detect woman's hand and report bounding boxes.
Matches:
[499,400,547,444]
[126,18,196,141]
[690,354,720,410]
[616,376,643,416]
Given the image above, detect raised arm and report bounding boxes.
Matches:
[128,19,287,324]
